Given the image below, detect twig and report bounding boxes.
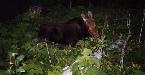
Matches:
[139,7,145,43]
[69,0,72,9]
[120,13,132,74]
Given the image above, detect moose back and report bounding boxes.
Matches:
[37,11,99,45]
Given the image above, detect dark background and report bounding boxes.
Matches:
[0,0,144,21]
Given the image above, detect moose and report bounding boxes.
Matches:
[37,11,99,46]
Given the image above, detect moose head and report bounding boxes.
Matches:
[81,11,100,38]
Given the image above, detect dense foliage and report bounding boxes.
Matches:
[0,7,145,75]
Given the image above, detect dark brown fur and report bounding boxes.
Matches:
[37,11,99,46]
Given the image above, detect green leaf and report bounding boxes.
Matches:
[16,55,25,61]
[86,68,106,75]
[48,70,61,75]
[8,52,18,57]
[16,67,26,73]
[134,70,145,75]
[82,48,92,56]
[0,70,10,75]
[23,63,43,75]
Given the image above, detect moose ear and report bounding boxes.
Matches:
[81,13,85,18]
[88,11,93,18]
[81,13,87,21]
